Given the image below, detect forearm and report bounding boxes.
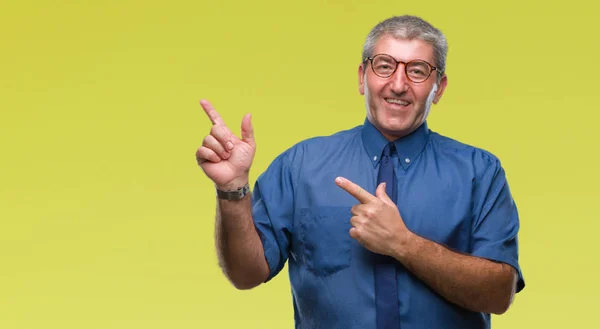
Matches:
[396,233,517,314]
[215,189,269,290]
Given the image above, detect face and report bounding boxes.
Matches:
[359,35,448,141]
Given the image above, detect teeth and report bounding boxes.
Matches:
[386,98,409,105]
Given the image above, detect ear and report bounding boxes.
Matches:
[433,74,448,104]
[358,63,366,95]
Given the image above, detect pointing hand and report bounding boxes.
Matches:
[335,177,411,257]
[195,100,256,190]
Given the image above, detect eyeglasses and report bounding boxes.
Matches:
[364,54,439,83]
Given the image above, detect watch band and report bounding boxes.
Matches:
[216,183,250,201]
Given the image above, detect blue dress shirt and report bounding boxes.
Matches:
[251,118,525,329]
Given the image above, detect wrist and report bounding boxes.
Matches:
[393,230,419,263]
[216,177,249,191]
[215,177,250,201]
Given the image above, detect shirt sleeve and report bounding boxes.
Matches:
[471,157,525,293]
[251,149,296,282]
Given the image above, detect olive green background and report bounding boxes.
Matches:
[1,0,598,328]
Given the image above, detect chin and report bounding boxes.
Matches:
[367,106,420,136]
[380,116,411,130]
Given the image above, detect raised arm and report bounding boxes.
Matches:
[196,99,269,290]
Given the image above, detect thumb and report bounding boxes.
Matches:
[241,113,255,148]
[375,182,392,203]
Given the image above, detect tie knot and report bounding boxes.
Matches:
[382,142,395,157]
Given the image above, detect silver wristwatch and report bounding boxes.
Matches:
[216,183,250,201]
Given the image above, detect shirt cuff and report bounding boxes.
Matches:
[471,245,525,293]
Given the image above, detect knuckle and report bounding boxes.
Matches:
[220,125,231,137]
[353,228,362,238]
[205,133,219,142]
[195,149,207,162]
[210,125,223,137]
[201,148,213,158]
[354,186,362,196]
[212,125,233,144]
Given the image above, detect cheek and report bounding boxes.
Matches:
[365,76,385,94]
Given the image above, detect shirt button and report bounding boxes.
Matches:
[404,158,410,164]
[373,156,377,161]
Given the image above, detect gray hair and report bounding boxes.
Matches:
[362,15,448,83]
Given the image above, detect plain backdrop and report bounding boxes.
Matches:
[1,1,598,328]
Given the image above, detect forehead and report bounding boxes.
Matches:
[373,34,435,63]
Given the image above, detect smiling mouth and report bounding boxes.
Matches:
[385,98,411,106]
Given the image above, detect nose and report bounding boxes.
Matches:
[389,64,410,94]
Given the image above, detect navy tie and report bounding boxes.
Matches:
[375,142,400,329]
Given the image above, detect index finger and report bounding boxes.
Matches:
[200,99,224,125]
[335,177,376,204]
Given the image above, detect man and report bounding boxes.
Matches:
[195,15,525,329]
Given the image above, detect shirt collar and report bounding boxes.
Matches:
[361,118,430,170]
